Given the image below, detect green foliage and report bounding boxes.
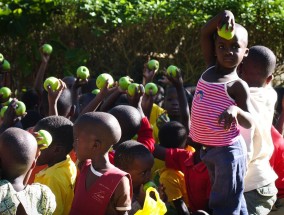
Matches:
[0,0,284,90]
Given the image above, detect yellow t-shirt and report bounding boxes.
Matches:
[34,155,77,215]
[159,168,189,207]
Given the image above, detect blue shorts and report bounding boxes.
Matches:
[200,137,248,215]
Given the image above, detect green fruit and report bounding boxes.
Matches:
[2,60,10,71]
[15,101,26,116]
[145,82,158,96]
[0,87,11,99]
[76,66,90,80]
[143,181,157,192]
[119,76,133,91]
[42,44,53,55]
[37,129,53,150]
[96,73,114,89]
[166,65,178,77]
[92,89,100,95]
[217,24,235,40]
[127,83,139,97]
[0,53,4,63]
[44,77,60,91]
[147,59,159,71]
[0,106,8,118]
[1,98,12,106]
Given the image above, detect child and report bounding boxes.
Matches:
[114,140,155,214]
[238,45,278,214]
[189,10,254,214]
[70,112,132,215]
[33,115,77,215]
[0,127,56,214]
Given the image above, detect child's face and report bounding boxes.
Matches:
[127,154,154,190]
[73,127,94,161]
[215,35,248,69]
[36,145,54,166]
[163,87,180,118]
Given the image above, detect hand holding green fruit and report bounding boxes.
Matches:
[147,59,159,71]
[77,66,90,80]
[42,44,53,55]
[96,73,114,89]
[15,101,26,116]
[119,76,133,91]
[44,77,60,91]
[127,83,140,97]
[145,82,158,96]
[37,129,53,150]
[166,65,178,77]
[217,24,235,40]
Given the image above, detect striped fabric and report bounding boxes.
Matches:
[189,72,240,146]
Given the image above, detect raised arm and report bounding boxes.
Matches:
[34,49,50,95]
[201,10,235,67]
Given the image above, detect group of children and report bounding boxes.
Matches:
[0,9,284,215]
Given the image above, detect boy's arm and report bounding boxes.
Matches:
[221,80,254,129]
[275,96,284,135]
[201,10,235,67]
[47,80,66,116]
[167,69,190,132]
[99,85,125,112]
[33,49,50,95]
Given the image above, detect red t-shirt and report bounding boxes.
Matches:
[270,126,284,199]
[165,148,211,212]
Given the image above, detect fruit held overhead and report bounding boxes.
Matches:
[0,53,4,63]
[119,76,133,91]
[15,101,26,116]
[44,77,60,91]
[145,82,158,96]
[77,66,90,80]
[147,59,159,71]
[127,83,140,97]
[166,65,178,77]
[0,87,11,99]
[37,129,53,150]
[2,60,11,71]
[217,24,235,40]
[96,73,114,89]
[42,44,53,55]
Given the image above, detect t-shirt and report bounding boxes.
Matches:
[165,148,210,212]
[34,155,77,215]
[159,168,189,207]
[70,160,132,215]
[0,179,56,215]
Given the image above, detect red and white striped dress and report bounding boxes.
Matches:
[189,70,241,146]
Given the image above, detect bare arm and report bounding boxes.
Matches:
[275,97,284,135]
[34,50,50,95]
[47,80,66,116]
[201,10,235,67]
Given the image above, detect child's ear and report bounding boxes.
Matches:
[244,48,249,57]
[266,75,273,85]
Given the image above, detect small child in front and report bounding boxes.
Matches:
[189,10,254,214]
[0,127,56,214]
[70,112,132,215]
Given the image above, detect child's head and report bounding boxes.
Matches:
[239,45,276,87]
[62,76,76,89]
[114,140,154,190]
[73,112,121,161]
[33,115,74,166]
[108,105,142,145]
[21,89,40,111]
[20,110,44,130]
[0,127,38,180]
[40,88,74,118]
[78,93,96,114]
[215,23,249,69]
[163,86,180,119]
[158,121,187,149]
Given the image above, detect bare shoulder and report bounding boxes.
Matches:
[227,78,250,99]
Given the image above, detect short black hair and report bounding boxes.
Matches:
[34,116,74,153]
[21,89,40,111]
[158,121,187,148]
[78,93,96,113]
[108,105,141,144]
[246,45,276,77]
[21,110,44,130]
[114,140,152,170]
[41,88,72,117]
